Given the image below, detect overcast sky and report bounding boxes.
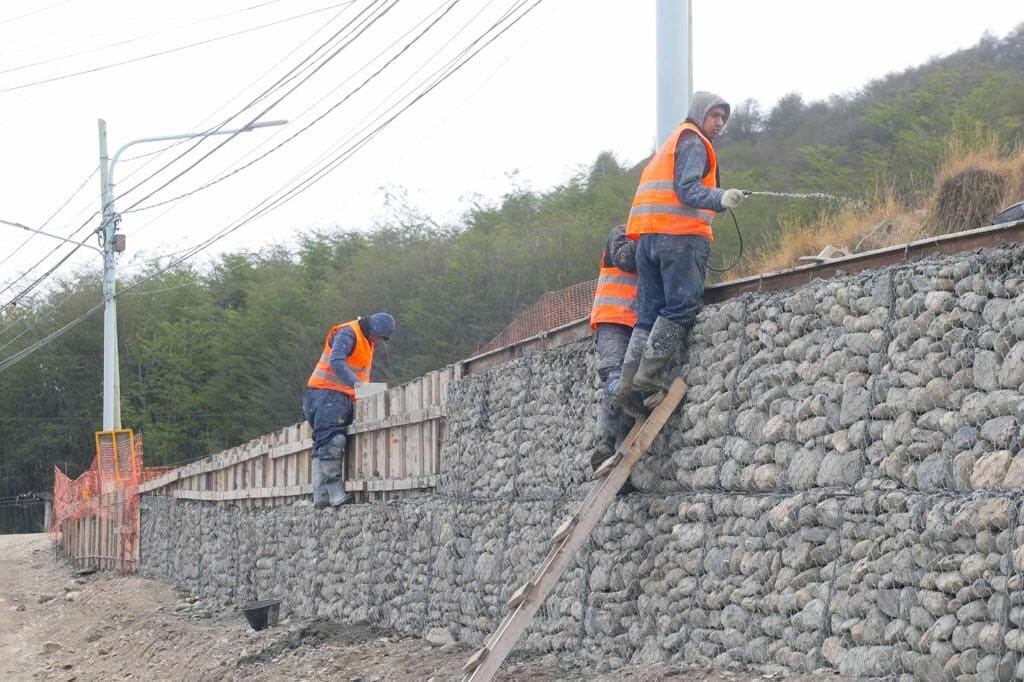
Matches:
[0,0,1022,296]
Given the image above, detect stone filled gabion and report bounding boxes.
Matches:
[141,243,1024,679]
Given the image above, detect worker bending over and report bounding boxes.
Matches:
[589,224,638,472]
[303,313,396,508]
[614,91,746,415]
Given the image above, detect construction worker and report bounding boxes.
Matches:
[303,313,396,508]
[614,91,746,415]
[589,224,637,472]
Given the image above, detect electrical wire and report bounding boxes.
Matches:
[117,0,544,296]
[109,0,361,197]
[112,0,401,214]
[124,0,465,214]
[0,0,286,76]
[232,0,543,227]
[0,166,97,270]
[0,0,73,27]
[0,301,102,373]
[0,0,375,308]
[120,0,462,236]
[95,0,391,230]
[0,213,101,309]
[0,1,356,93]
[0,1,542,372]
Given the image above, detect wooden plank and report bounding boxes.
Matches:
[346,406,444,434]
[138,442,273,493]
[169,485,311,502]
[359,475,437,492]
[269,439,312,459]
[463,379,687,681]
[160,475,437,500]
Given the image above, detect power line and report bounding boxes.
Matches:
[113,0,402,214]
[0,281,98,351]
[0,1,356,93]
[0,0,73,27]
[107,0,393,211]
[0,1,543,373]
[0,0,375,312]
[122,0,458,235]
[0,301,102,373]
[109,0,362,203]
[233,0,544,227]
[0,213,100,309]
[0,166,97,270]
[0,0,286,76]
[125,0,465,214]
[119,0,544,295]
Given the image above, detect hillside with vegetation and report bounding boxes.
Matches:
[2,26,1023,531]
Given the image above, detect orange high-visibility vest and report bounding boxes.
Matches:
[306,320,374,400]
[625,121,718,241]
[589,249,637,329]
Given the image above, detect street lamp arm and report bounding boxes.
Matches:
[0,218,103,254]
[108,119,288,181]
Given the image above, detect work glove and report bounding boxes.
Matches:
[721,188,746,209]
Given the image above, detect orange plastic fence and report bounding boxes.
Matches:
[50,430,170,573]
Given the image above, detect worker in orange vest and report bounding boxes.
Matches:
[303,313,396,508]
[614,92,746,415]
[588,224,638,472]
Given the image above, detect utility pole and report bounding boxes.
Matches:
[96,118,287,432]
[98,120,120,430]
[656,0,693,144]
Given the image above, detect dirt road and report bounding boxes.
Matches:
[1,533,840,681]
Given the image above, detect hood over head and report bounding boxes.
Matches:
[686,91,730,127]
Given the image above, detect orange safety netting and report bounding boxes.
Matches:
[478,278,597,354]
[50,430,170,573]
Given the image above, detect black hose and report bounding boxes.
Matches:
[707,207,743,273]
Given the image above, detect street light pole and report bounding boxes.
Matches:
[96,118,287,430]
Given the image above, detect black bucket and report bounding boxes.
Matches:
[240,598,281,631]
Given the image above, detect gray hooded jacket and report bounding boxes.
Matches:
[673,91,730,213]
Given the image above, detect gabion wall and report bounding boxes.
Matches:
[141,244,1024,679]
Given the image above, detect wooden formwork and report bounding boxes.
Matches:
[138,365,458,506]
[56,489,138,572]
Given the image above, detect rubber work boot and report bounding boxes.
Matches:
[320,433,353,507]
[611,327,650,419]
[311,458,329,509]
[633,316,687,408]
[591,386,621,472]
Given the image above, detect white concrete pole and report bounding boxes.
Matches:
[98,119,120,430]
[656,0,692,144]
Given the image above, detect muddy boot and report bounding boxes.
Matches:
[611,327,650,419]
[613,409,636,452]
[591,395,619,473]
[633,316,687,407]
[311,458,328,509]
[321,434,353,507]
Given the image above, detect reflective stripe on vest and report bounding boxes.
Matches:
[625,121,718,241]
[306,319,374,399]
[589,249,637,329]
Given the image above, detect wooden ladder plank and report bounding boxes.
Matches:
[462,378,686,682]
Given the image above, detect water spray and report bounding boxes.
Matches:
[711,190,865,273]
[742,190,866,208]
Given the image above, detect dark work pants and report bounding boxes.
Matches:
[302,388,354,459]
[635,233,710,331]
[595,323,632,387]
